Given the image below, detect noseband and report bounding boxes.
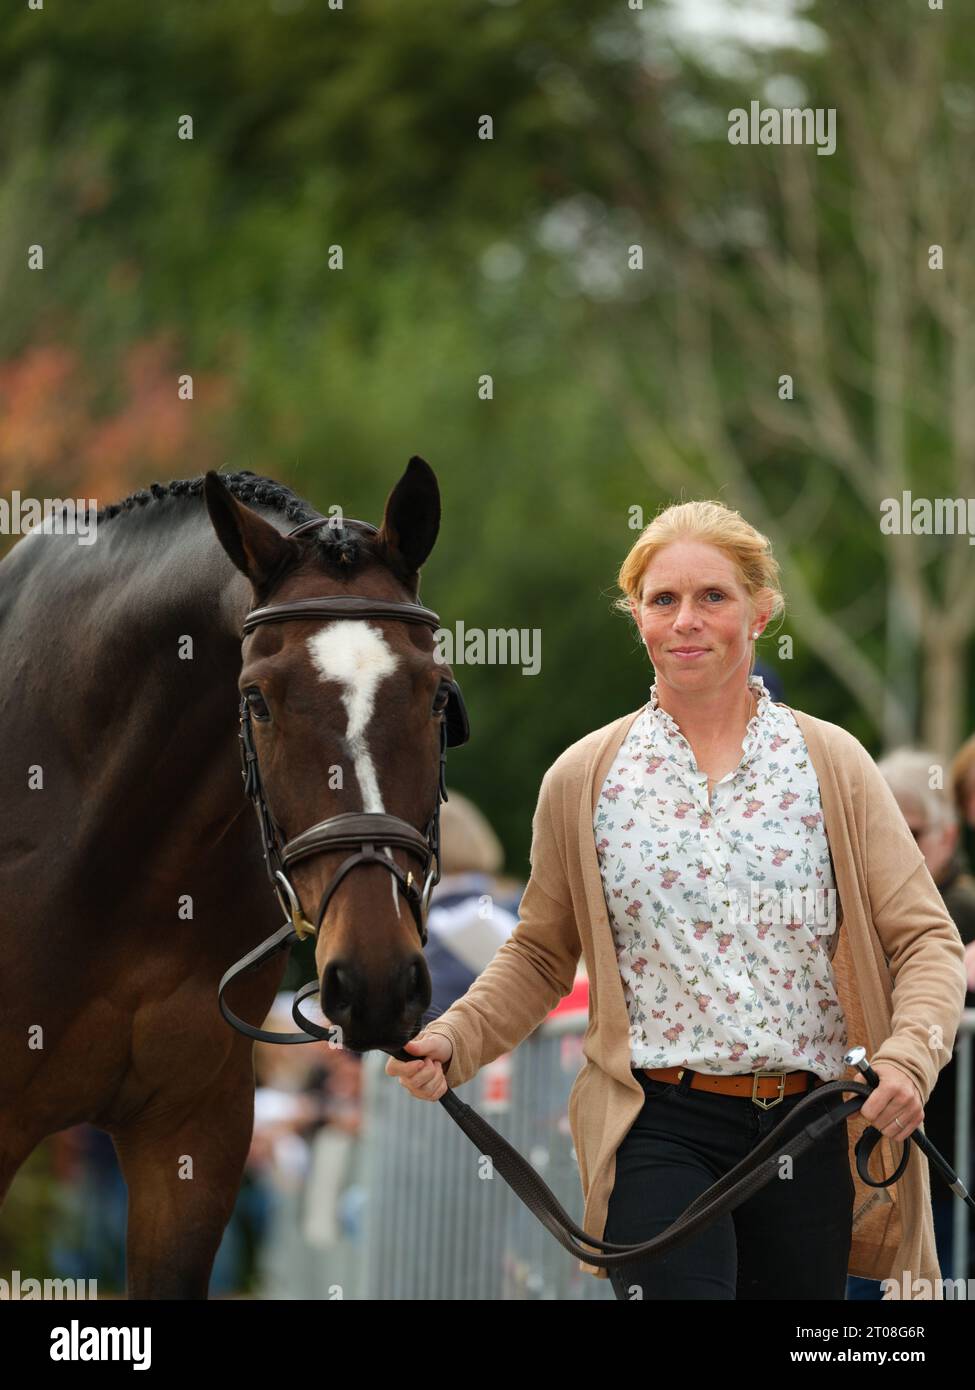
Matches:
[219,514,469,1044]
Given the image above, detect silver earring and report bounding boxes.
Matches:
[752,631,759,639]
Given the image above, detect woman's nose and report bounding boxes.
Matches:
[672,603,699,628]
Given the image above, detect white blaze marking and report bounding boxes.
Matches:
[306,621,403,916]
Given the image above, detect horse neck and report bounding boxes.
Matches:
[41,507,254,882]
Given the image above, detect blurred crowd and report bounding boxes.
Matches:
[862,736,975,1291]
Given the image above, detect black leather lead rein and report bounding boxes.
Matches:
[425,1076,883,1268]
[431,1052,968,1270]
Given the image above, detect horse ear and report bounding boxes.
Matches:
[376,456,441,578]
[204,472,297,590]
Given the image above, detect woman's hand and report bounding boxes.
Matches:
[385,1031,453,1101]
[860,1062,924,1139]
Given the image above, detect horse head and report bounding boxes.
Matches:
[206,457,467,1054]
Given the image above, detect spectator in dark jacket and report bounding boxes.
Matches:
[878,747,975,1281]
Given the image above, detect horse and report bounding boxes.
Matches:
[0,456,460,1297]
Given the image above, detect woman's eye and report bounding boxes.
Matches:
[651,592,724,605]
[245,689,271,721]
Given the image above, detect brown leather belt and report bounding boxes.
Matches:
[638,1065,823,1109]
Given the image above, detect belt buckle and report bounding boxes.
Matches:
[751,1069,786,1109]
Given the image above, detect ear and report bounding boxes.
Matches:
[204,472,299,591]
[376,456,441,580]
[750,587,775,637]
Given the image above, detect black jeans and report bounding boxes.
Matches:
[604,1069,855,1300]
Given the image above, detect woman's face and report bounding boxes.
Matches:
[630,540,765,694]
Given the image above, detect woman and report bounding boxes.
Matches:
[386,501,968,1300]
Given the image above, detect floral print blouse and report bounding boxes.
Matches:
[593,674,850,1081]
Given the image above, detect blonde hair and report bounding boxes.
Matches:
[613,500,785,677]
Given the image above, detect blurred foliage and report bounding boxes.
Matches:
[1,0,973,875]
[0,1141,64,1275]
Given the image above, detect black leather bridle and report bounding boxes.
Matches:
[218,514,469,1045]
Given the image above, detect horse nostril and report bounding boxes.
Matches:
[322,960,360,1022]
[402,955,430,1013]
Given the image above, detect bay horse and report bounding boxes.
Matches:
[0,457,458,1297]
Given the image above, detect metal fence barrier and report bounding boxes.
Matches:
[357,1003,614,1300]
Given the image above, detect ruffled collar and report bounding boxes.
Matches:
[646,673,772,771]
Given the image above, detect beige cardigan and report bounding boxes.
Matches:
[424,703,969,1298]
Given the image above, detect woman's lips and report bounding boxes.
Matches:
[671,648,708,659]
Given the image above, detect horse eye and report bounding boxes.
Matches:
[432,685,450,715]
[245,688,271,721]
